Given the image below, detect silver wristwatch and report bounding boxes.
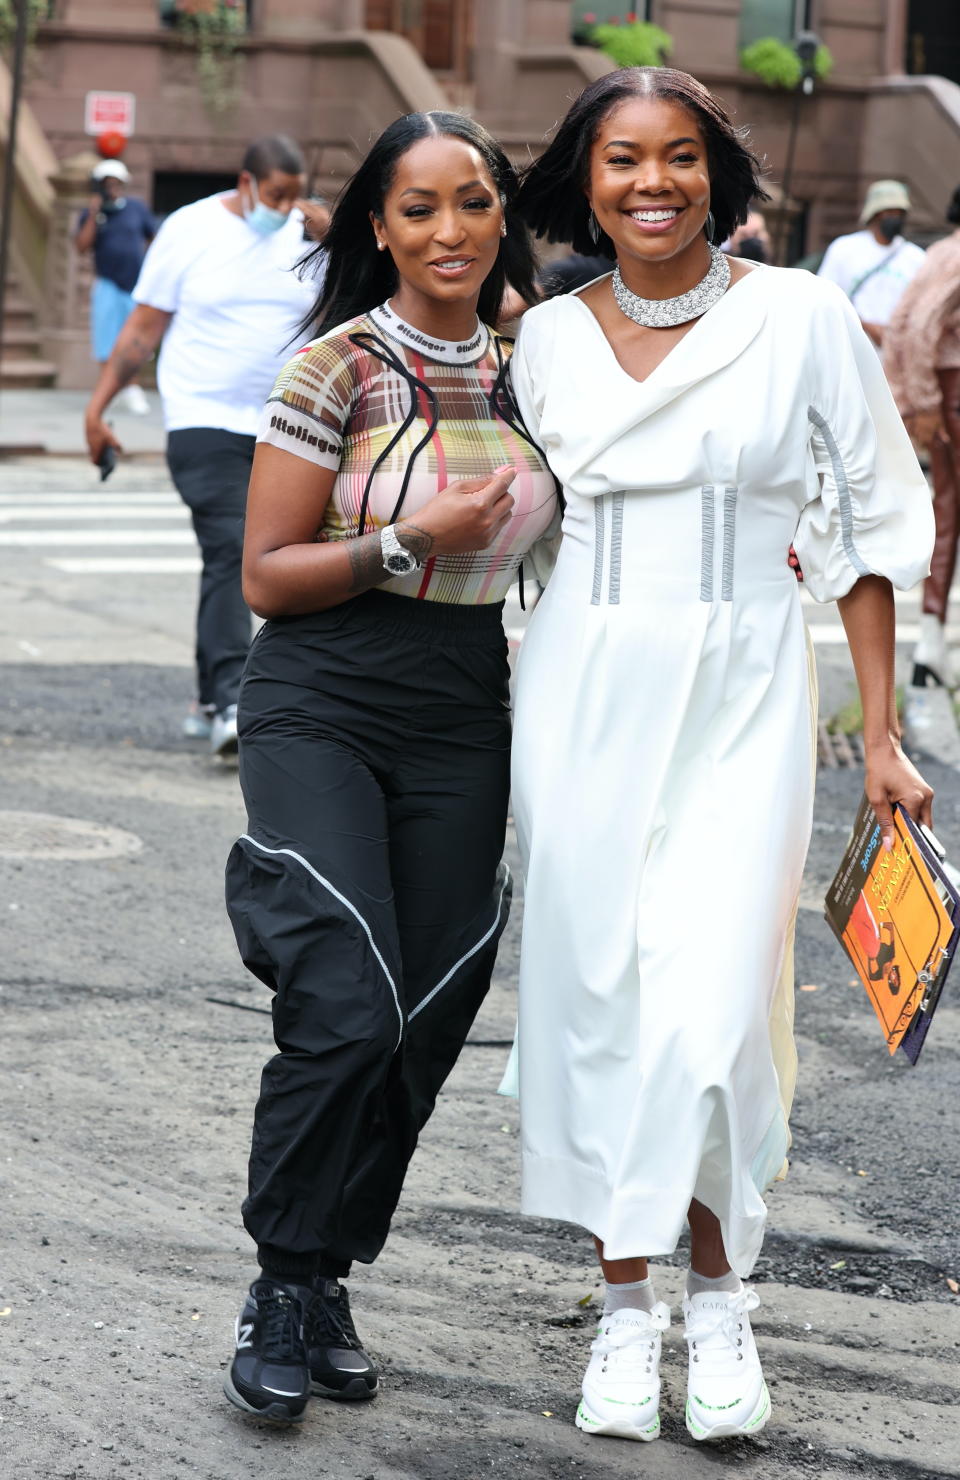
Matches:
[380,523,419,576]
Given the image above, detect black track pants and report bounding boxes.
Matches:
[225,590,512,1265]
[166,427,255,714]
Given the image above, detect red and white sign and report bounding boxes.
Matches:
[84,92,136,138]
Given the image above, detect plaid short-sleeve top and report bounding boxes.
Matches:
[256,301,559,605]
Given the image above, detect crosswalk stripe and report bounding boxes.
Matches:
[0,529,197,546]
[46,557,202,574]
[0,506,189,522]
[0,491,178,505]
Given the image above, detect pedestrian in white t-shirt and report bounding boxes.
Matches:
[83,135,316,755]
[817,180,925,351]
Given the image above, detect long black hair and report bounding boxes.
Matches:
[297,111,538,339]
[947,184,960,225]
[515,67,768,254]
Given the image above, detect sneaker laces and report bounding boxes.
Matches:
[250,1283,304,1361]
[684,1287,759,1374]
[307,1283,362,1352]
[591,1303,670,1372]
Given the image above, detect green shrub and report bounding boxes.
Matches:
[592,20,673,69]
[740,36,833,89]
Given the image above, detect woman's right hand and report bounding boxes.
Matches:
[402,465,517,555]
[84,412,122,468]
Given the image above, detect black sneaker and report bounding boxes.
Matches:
[305,1277,379,1401]
[223,1279,311,1423]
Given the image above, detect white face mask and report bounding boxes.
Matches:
[242,178,288,236]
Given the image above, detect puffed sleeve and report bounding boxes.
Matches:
[509,312,563,586]
[793,283,934,603]
[256,333,358,471]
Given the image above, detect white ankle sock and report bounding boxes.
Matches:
[603,1275,657,1315]
[685,1267,742,1298]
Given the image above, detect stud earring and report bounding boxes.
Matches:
[500,219,507,238]
[588,210,601,245]
[377,240,386,251]
[704,209,716,241]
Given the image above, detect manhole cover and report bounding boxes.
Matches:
[0,811,143,861]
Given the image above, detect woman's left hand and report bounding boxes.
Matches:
[864,741,934,851]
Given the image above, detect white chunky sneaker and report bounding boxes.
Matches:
[575,1301,670,1442]
[683,1285,770,1441]
[210,703,239,757]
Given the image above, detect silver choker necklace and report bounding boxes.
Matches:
[612,244,731,329]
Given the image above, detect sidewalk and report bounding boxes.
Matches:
[0,387,165,456]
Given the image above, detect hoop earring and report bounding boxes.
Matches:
[705,210,716,241]
[588,210,601,245]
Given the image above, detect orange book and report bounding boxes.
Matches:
[825,797,956,1056]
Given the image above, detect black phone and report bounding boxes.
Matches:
[97,443,117,482]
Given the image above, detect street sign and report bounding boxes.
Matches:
[84,91,136,138]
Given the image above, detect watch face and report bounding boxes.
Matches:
[386,552,415,574]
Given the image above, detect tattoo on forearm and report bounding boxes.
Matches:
[112,333,155,389]
[347,532,394,593]
[396,522,435,560]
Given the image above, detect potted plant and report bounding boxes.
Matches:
[588,14,673,69]
[740,36,833,90]
[170,0,247,120]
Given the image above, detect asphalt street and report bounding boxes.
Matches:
[0,451,958,1480]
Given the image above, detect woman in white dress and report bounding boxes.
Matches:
[507,67,934,1446]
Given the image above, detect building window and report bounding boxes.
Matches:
[159,1,251,30]
[571,1,653,35]
[739,1,812,49]
[907,0,960,84]
[365,1,473,77]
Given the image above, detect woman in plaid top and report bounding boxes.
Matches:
[222,110,558,1427]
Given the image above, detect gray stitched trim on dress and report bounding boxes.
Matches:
[608,492,625,605]
[591,495,606,605]
[807,406,871,579]
[700,485,716,601]
[721,485,739,601]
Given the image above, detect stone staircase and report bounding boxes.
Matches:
[0,275,56,388]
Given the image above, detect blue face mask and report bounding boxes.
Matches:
[243,179,288,236]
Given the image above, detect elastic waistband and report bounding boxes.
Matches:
[346,588,505,632]
[266,588,507,648]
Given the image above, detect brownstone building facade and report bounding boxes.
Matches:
[3,0,960,384]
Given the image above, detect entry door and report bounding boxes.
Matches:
[365,0,473,79]
[907,0,960,84]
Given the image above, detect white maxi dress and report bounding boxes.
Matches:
[508,266,934,1276]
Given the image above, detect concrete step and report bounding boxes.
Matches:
[0,328,44,354]
[1,297,39,330]
[0,357,57,389]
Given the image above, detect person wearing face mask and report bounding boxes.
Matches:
[83,135,315,755]
[74,159,157,413]
[817,180,925,352]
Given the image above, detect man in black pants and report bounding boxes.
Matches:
[83,135,315,753]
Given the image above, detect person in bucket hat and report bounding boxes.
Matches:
[818,179,924,351]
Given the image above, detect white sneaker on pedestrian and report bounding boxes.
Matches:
[210,703,239,757]
[575,1301,670,1442]
[120,383,150,415]
[182,702,215,740]
[683,1285,770,1441]
[913,611,956,688]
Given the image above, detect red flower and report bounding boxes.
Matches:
[583,10,596,20]
[626,10,637,19]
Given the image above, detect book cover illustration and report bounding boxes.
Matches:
[824,796,956,1058]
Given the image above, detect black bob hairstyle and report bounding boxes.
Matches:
[947,184,960,225]
[298,111,539,340]
[515,67,768,255]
